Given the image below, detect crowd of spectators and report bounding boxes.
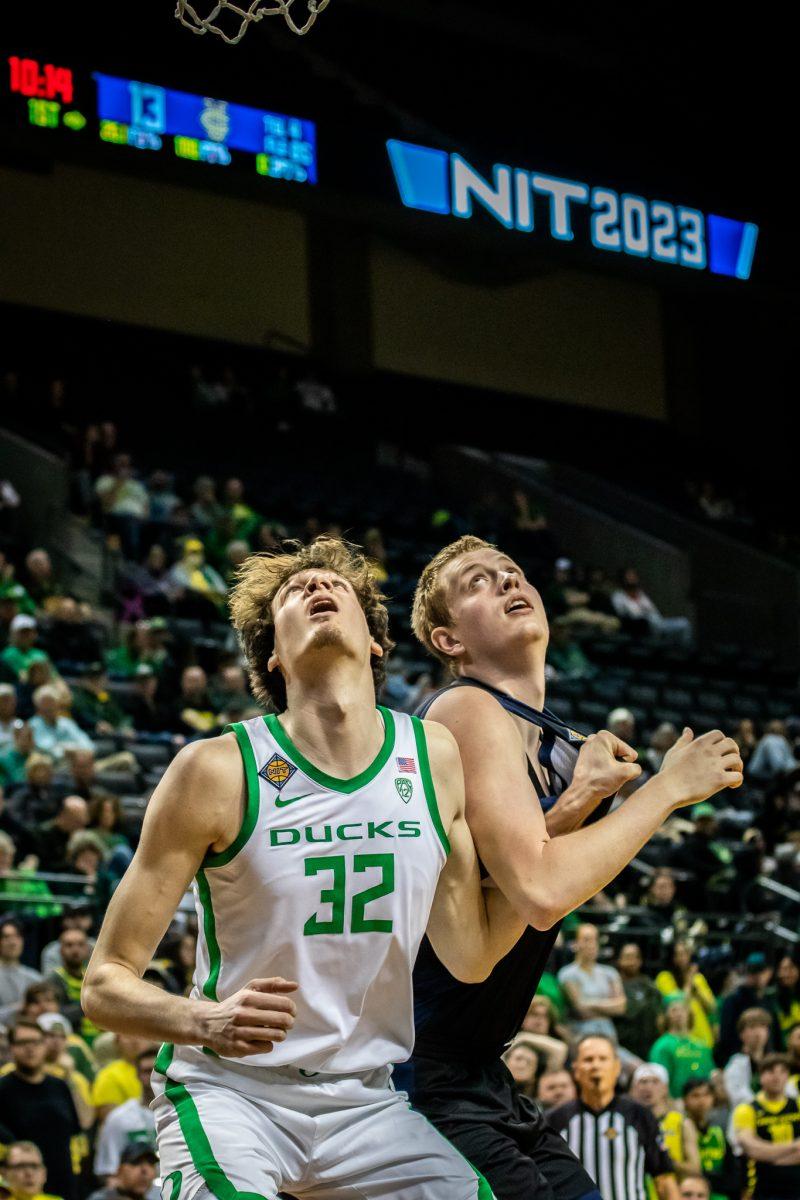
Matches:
[505,928,800,1199]
[1,369,800,1199]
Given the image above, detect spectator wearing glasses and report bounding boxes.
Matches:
[0,1021,80,1200]
[3,1141,62,1200]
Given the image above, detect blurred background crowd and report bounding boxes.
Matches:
[1,359,799,1200]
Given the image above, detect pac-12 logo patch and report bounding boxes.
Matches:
[260,753,297,791]
[395,777,413,803]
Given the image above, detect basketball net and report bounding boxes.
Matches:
[175,0,330,42]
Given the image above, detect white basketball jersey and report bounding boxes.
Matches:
[170,706,449,1078]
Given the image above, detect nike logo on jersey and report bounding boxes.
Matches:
[275,792,314,808]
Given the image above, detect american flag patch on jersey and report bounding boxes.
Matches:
[396,756,416,773]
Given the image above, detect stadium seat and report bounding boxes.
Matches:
[131,742,172,769]
[662,688,693,710]
[628,684,658,708]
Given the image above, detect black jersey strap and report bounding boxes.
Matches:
[416,675,587,806]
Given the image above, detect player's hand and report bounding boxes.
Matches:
[659,728,743,808]
[195,977,298,1057]
[571,730,642,800]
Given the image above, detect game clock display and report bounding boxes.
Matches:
[4,53,318,187]
[8,56,74,102]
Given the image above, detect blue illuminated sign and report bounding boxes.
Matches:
[387,140,758,280]
[94,73,317,184]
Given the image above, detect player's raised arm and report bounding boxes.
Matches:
[424,720,527,981]
[430,686,742,930]
[82,736,297,1056]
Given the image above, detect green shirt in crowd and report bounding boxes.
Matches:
[536,971,567,1021]
[649,1031,715,1097]
[0,644,51,680]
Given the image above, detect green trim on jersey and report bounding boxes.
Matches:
[164,1076,268,1200]
[163,1170,183,1200]
[263,706,396,794]
[196,869,222,1000]
[154,1040,175,1076]
[411,716,451,856]
[203,723,261,869]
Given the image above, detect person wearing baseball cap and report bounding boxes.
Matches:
[0,616,52,683]
[669,796,736,912]
[631,1062,702,1182]
[717,953,781,1065]
[86,1141,159,1200]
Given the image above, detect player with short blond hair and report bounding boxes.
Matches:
[399,535,742,1200]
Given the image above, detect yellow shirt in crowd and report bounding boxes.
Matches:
[90,1059,141,1109]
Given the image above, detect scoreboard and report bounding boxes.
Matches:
[3,51,763,285]
[5,53,317,187]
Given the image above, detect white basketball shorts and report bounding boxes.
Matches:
[152,1050,494,1199]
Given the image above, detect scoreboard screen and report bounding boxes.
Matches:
[4,54,318,187]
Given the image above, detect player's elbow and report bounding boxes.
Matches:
[81,959,114,1024]
[80,969,101,1023]
[522,892,561,932]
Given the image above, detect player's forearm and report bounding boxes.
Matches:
[82,959,203,1044]
[519,773,680,927]
[544,778,604,835]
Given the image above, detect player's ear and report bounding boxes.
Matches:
[369,638,384,660]
[267,649,281,674]
[430,626,463,661]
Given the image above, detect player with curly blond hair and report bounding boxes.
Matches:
[83,534,534,1198]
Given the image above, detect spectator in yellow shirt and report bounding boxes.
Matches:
[90,1036,152,1123]
[655,941,716,1048]
[731,1053,800,1199]
[3,1140,63,1200]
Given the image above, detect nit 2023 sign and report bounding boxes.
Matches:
[387,140,758,281]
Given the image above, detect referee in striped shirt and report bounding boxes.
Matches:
[547,1035,679,1200]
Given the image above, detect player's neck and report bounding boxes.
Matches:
[457,648,546,710]
[281,667,384,778]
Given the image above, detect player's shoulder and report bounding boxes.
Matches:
[167,729,241,787]
[425,681,518,738]
[417,718,464,785]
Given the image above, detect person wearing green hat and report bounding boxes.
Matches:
[670,799,735,910]
[649,998,716,1097]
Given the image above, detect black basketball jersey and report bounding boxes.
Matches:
[410,676,611,1064]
